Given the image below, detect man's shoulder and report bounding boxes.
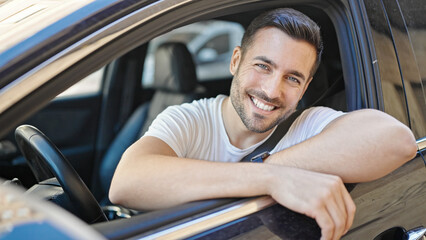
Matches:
[301,106,345,119]
[161,95,227,119]
[174,94,227,112]
[188,94,227,106]
[296,106,345,130]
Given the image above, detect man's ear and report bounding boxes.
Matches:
[229,46,242,76]
[299,77,313,101]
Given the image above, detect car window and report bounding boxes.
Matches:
[55,67,104,98]
[363,0,410,126]
[397,0,426,138]
[141,20,244,87]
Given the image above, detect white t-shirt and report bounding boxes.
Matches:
[144,95,345,162]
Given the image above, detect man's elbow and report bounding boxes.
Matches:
[109,172,128,206]
[367,109,417,162]
[109,183,120,206]
[108,152,133,206]
[109,176,143,209]
[390,123,417,163]
[399,127,417,161]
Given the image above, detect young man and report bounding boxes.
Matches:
[109,8,417,240]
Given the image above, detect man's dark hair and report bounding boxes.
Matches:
[241,8,323,77]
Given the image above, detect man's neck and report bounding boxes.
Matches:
[222,97,274,149]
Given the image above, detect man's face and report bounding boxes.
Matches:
[229,27,316,133]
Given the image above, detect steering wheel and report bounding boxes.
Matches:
[15,125,107,224]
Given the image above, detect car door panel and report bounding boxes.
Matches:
[344,153,426,239]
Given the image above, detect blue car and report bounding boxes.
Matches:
[0,0,425,239]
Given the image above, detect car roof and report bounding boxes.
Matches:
[0,0,94,53]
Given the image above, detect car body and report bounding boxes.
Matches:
[0,0,425,239]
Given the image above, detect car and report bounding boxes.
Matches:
[0,0,425,239]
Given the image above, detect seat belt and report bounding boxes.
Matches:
[240,109,303,163]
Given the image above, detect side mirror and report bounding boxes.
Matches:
[373,226,426,240]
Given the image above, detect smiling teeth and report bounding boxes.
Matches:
[251,97,275,111]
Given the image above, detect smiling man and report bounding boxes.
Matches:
[110,8,417,240]
[225,26,317,147]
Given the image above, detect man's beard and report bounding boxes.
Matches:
[229,73,294,133]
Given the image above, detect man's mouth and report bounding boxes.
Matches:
[250,96,277,112]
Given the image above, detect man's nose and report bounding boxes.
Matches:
[261,74,282,99]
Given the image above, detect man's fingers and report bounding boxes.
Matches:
[314,206,334,240]
[342,187,356,234]
[318,177,355,240]
[325,196,347,240]
[327,176,355,237]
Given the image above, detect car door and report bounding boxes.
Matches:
[342,0,426,239]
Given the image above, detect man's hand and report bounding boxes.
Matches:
[266,166,356,240]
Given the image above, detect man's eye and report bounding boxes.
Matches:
[256,64,269,70]
[288,76,300,84]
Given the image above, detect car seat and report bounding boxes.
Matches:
[98,42,205,206]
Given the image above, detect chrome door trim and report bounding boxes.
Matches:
[0,0,191,114]
[139,196,275,240]
[417,138,426,151]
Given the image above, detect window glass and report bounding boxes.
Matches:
[396,0,426,138]
[56,67,104,98]
[363,0,409,126]
[141,20,244,86]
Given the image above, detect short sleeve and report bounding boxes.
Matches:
[296,107,346,137]
[272,107,345,153]
[143,105,195,157]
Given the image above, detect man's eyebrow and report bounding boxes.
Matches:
[254,56,277,68]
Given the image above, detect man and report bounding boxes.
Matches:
[109,8,417,240]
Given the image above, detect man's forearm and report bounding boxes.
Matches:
[266,109,417,183]
[109,138,273,210]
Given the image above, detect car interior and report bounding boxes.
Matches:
[0,3,353,234]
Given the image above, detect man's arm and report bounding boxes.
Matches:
[109,136,355,240]
[266,109,418,183]
[109,136,270,209]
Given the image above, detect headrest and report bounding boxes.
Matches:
[152,42,197,93]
